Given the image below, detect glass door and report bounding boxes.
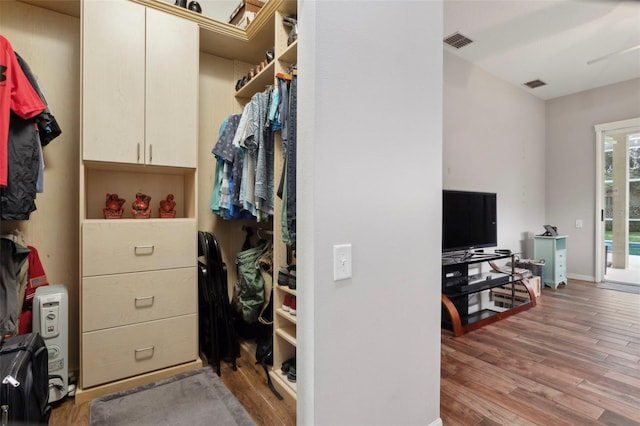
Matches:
[596,119,640,285]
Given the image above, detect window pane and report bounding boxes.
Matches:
[631,146,640,179]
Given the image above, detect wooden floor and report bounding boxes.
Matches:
[51,278,639,425]
[49,348,296,426]
[441,279,640,426]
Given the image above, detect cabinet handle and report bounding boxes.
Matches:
[149,144,153,163]
[134,295,155,307]
[134,346,155,359]
[137,143,141,162]
[134,245,154,255]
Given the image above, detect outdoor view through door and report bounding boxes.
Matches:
[599,122,640,285]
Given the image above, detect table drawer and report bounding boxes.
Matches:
[82,267,197,332]
[82,314,197,388]
[82,219,196,276]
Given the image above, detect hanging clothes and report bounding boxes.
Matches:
[210,87,275,222]
[14,52,62,147]
[14,51,62,196]
[0,35,46,188]
[285,73,297,246]
[275,71,297,247]
[0,232,29,338]
[1,36,60,220]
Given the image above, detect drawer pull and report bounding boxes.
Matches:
[134,295,155,307]
[134,245,154,256]
[134,346,155,359]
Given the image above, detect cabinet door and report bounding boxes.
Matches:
[145,8,199,168]
[82,0,145,164]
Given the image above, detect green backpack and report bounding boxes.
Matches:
[233,239,272,324]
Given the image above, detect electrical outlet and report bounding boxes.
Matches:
[575,219,583,228]
[333,244,352,281]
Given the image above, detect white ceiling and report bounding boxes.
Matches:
[444,0,640,100]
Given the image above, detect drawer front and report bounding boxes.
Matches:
[82,219,196,276]
[82,314,197,388]
[555,262,566,282]
[82,267,197,332]
[554,249,566,282]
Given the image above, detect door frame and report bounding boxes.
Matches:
[594,117,640,282]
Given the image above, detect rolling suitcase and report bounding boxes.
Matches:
[0,332,51,425]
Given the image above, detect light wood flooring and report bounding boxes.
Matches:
[441,279,640,425]
[50,278,639,425]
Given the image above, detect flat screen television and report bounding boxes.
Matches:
[442,190,497,253]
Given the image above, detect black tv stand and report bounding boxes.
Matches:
[441,252,537,337]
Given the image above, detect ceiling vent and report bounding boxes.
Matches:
[443,32,474,49]
[524,79,547,89]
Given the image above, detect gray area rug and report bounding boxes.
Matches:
[597,281,640,294]
[89,368,256,426]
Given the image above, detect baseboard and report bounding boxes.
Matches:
[429,417,443,426]
[567,273,595,282]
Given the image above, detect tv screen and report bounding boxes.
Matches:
[442,190,497,253]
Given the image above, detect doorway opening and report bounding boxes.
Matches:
[595,118,640,285]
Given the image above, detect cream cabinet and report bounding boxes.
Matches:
[82,0,198,168]
[78,0,200,402]
[79,219,199,392]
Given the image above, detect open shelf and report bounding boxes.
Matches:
[277,284,297,296]
[443,274,512,297]
[276,308,297,325]
[275,326,296,346]
[235,60,275,99]
[269,370,297,399]
[83,164,196,220]
[278,40,297,65]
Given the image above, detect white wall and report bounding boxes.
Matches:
[443,52,546,257]
[546,78,640,281]
[298,1,443,425]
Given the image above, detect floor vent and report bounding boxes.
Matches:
[524,79,547,89]
[443,32,474,49]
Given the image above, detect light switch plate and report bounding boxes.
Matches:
[333,244,352,281]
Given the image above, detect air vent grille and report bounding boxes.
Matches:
[444,32,474,49]
[524,79,547,89]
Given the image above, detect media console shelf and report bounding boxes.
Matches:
[441,252,537,337]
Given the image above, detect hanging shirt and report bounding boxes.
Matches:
[0,36,46,187]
